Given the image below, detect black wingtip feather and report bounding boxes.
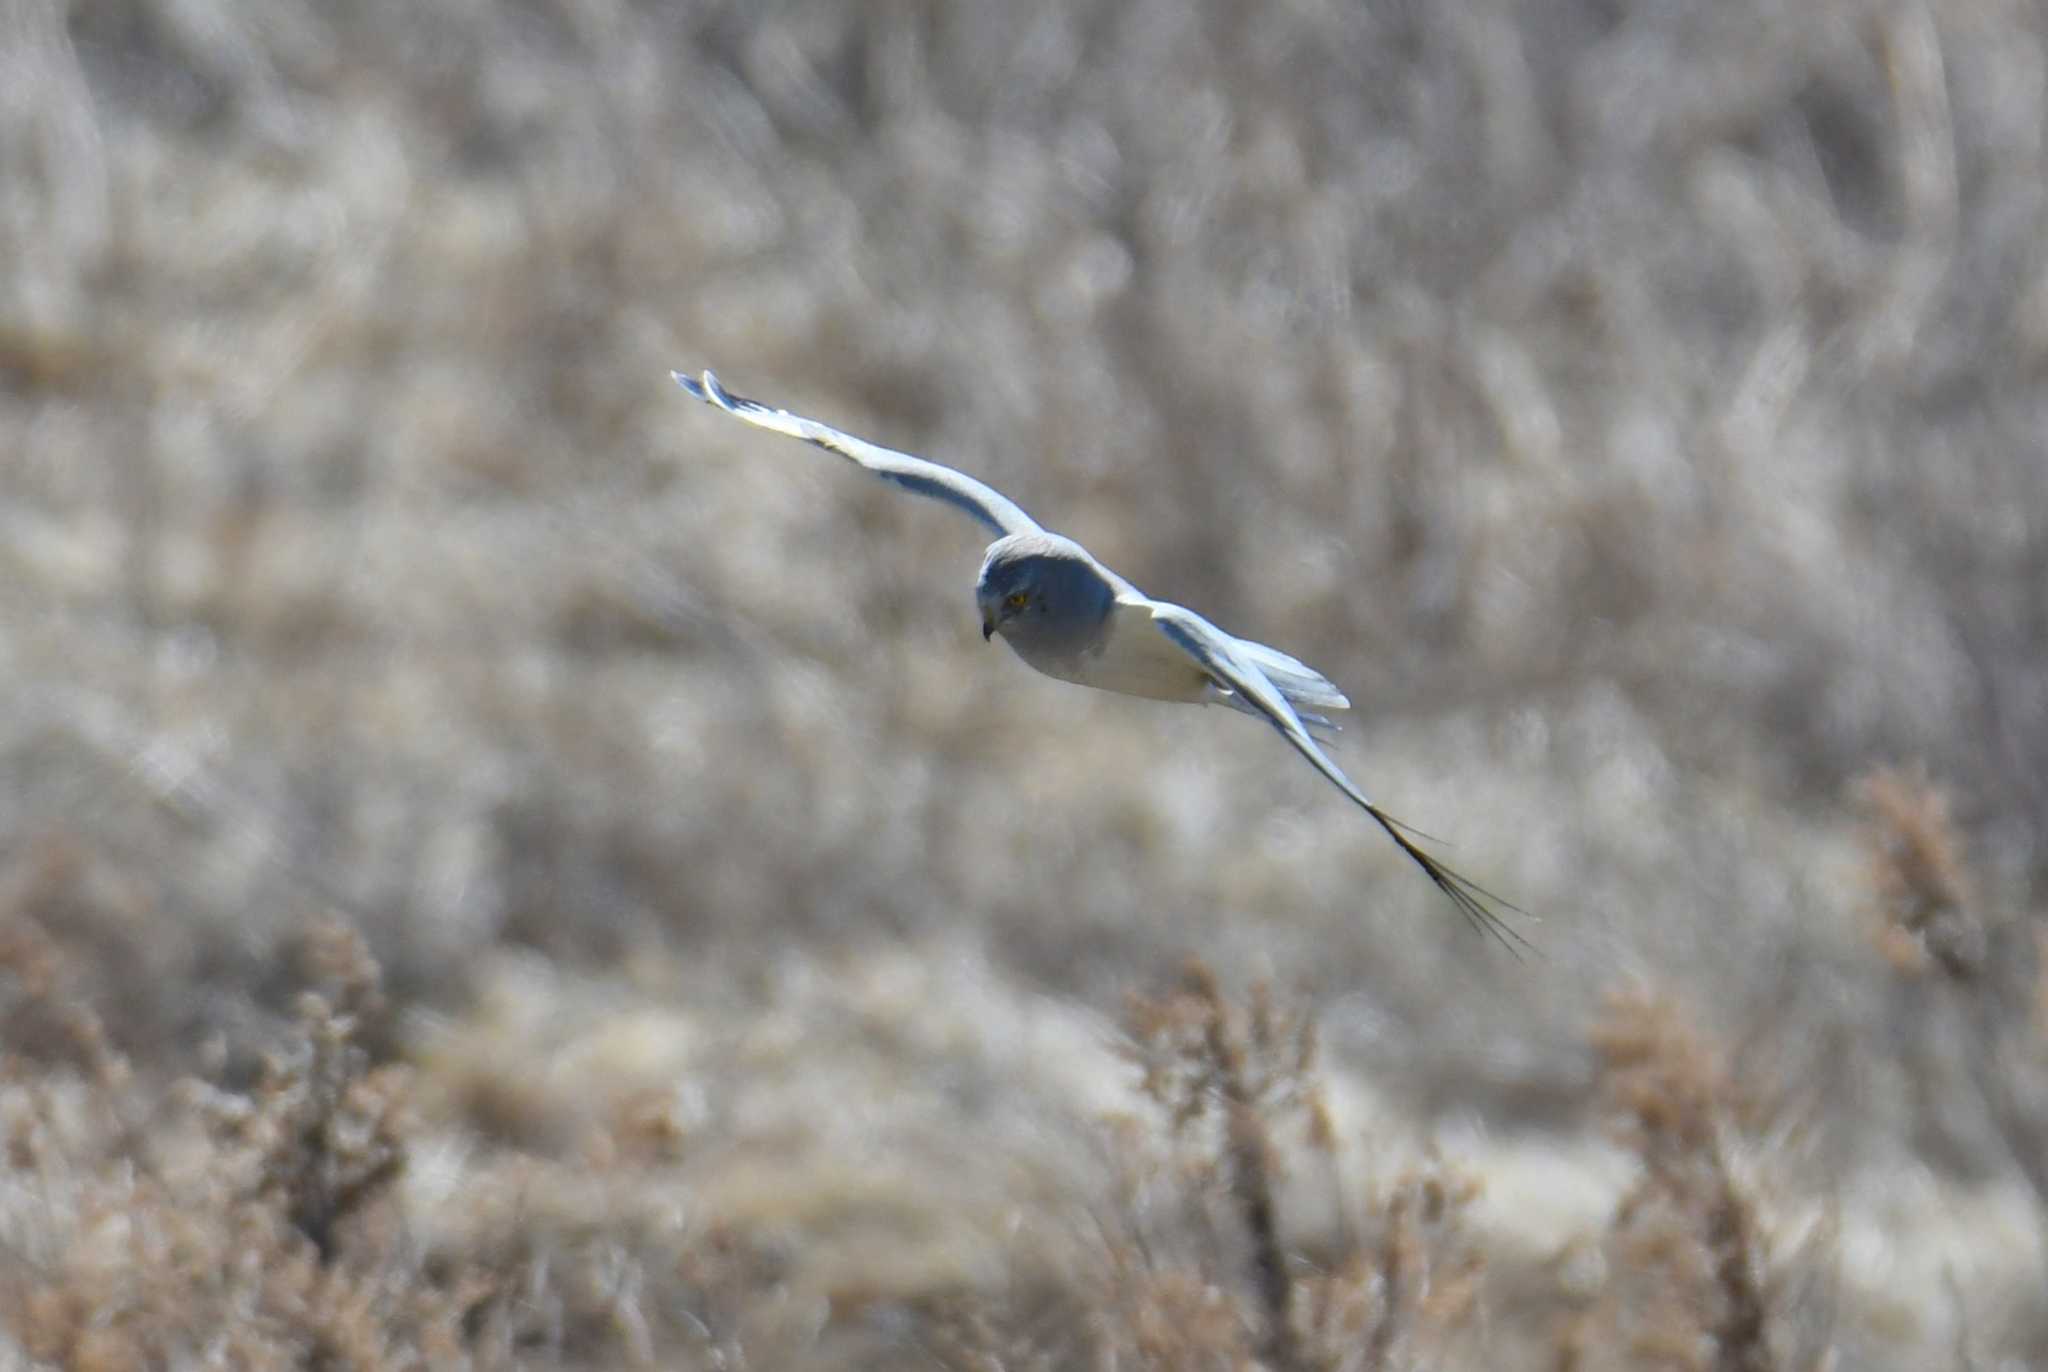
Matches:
[1369,805,1539,961]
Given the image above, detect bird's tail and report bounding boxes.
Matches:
[1208,682,1344,740]
[1215,634,1350,737]
[1231,637,1349,711]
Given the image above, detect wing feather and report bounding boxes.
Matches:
[1149,601,1533,956]
[673,370,1042,539]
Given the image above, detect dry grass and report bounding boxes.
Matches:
[1558,989,1794,1372]
[0,917,450,1368]
[909,960,1488,1371]
[5,0,2048,1364]
[1856,767,2048,1356]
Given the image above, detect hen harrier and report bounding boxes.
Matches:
[673,369,1530,954]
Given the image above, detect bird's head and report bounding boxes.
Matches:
[975,532,1116,650]
[975,544,1044,641]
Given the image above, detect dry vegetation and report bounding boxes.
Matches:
[4,0,2047,1364]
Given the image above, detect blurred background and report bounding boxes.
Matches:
[4,0,2047,1365]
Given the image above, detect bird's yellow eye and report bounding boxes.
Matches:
[1005,591,1029,610]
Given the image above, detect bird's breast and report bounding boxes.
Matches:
[1006,599,1211,704]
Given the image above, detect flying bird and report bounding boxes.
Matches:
[672,368,1530,954]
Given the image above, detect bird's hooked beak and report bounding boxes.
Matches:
[979,593,1011,641]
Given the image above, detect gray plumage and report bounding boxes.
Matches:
[673,368,1529,954]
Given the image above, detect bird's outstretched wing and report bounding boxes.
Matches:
[673,370,1043,539]
[1148,600,1534,956]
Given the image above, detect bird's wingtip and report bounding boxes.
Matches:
[686,369,741,412]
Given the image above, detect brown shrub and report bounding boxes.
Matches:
[1583,989,1777,1372]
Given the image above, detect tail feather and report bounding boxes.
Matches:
[1230,636,1351,712]
[1208,683,1343,740]
[1202,636,1350,740]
